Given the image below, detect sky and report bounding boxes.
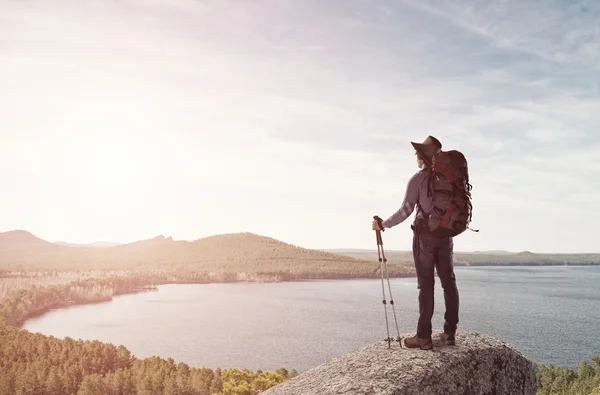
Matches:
[1,0,599,253]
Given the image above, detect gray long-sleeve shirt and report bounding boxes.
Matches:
[382,170,434,229]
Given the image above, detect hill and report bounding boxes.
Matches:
[0,230,54,247]
[0,230,413,278]
[54,241,120,248]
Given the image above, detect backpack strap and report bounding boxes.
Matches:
[416,171,432,222]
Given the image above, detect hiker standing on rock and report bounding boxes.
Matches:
[372,136,474,350]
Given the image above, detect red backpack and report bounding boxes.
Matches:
[421,150,477,237]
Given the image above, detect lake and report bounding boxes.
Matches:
[23,266,600,372]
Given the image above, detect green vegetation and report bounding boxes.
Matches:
[0,275,157,327]
[0,276,298,394]
[333,250,600,266]
[0,270,126,300]
[455,252,600,266]
[536,358,600,395]
[0,231,415,278]
[0,323,297,394]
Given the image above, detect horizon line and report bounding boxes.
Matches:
[2,229,599,255]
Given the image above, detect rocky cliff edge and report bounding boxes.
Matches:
[263,331,537,395]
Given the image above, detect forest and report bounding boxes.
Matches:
[0,274,299,394]
[536,358,600,395]
[333,250,600,266]
[0,323,297,394]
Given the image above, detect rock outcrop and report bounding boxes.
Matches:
[263,332,537,395]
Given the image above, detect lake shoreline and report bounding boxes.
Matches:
[9,264,600,329]
[9,272,418,329]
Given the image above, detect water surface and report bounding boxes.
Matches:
[23,266,600,371]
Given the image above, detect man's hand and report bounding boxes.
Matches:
[372,219,384,231]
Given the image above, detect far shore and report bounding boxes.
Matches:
[13,263,600,330]
[6,271,418,330]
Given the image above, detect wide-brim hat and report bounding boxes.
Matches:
[410,135,442,165]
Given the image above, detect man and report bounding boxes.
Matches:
[372,135,459,350]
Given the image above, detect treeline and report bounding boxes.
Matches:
[332,250,600,267]
[0,270,132,301]
[1,250,415,277]
[1,267,415,327]
[0,276,298,394]
[536,358,600,395]
[0,324,297,394]
[0,275,160,327]
[456,252,600,266]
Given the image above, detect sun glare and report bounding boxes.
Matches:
[59,103,165,213]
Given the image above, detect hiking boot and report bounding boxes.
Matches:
[439,332,456,346]
[404,335,433,350]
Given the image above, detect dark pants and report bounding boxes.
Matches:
[412,230,459,339]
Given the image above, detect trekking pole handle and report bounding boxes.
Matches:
[373,216,385,232]
[373,216,384,246]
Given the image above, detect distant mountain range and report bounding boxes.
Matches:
[0,232,545,256]
[48,244,521,255]
[54,241,121,248]
[326,248,600,266]
[0,230,377,272]
[323,249,515,255]
[1,230,599,271]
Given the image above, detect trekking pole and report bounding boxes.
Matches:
[374,217,391,348]
[373,216,403,348]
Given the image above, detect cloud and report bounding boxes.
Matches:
[399,0,600,67]
[1,0,599,252]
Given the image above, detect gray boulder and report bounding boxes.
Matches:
[264,332,537,395]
